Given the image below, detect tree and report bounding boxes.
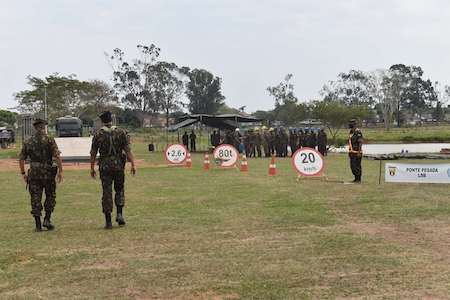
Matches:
[267,74,297,107]
[107,44,161,126]
[312,101,370,145]
[386,64,437,126]
[321,70,376,106]
[267,74,307,125]
[15,74,93,123]
[151,61,185,128]
[185,68,225,114]
[0,109,17,126]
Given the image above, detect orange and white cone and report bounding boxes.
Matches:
[185,152,192,168]
[268,155,277,176]
[203,153,210,171]
[240,154,249,172]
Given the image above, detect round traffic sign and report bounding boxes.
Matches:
[213,144,239,168]
[164,144,188,165]
[291,147,325,176]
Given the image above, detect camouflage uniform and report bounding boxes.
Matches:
[19,132,60,217]
[90,126,130,214]
[349,128,363,182]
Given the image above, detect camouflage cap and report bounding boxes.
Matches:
[32,118,48,126]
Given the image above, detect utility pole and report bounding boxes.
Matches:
[44,86,48,121]
[44,86,48,133]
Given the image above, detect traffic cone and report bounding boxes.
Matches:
[268,155,277,176]
[203,153,210,170]
[185,152,192,168]
[240,154,249,172]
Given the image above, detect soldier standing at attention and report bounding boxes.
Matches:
[19,118,63,232]
[317,128,328,156]
[182,131,189,150]
[348,119,363,183]
[189,130,197,152]
[90,111,136,229]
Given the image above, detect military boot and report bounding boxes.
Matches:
[104,213,113,229]
[34,216,42,232]
[116,206,126,226]
[43,212,55,231]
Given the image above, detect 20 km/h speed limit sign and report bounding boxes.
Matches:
[213,144,239,168]
[291,147,325,177]
[164,144,188,165]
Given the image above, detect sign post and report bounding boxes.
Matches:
[291,147,325,179]
[385,163,450,184]
[164,144,188,166]
[213,144,239,168]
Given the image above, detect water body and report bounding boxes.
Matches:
[334,143,450,155]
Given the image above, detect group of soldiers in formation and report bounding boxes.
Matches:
[209,127,328,158]
[18,111,362,232]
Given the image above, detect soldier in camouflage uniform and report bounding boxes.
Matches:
[90,111,136,229]
[19,118,63,232]
[348,119,363,183]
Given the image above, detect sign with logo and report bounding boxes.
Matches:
[385,163,450,184]
[164,144,188,165]
[291,147,325,177]
[213,144,239,168]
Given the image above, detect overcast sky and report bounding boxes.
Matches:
[1,0,449,112]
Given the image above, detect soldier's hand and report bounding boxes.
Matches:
[90,169,97,179]
[130,165,136,176]
[57,172,64,184]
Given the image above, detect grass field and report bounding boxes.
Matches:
[1,144,450,299]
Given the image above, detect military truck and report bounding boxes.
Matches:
[0,127,14,149]
[55,116,83,137]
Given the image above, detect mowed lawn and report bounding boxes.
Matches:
[1,145,450,299]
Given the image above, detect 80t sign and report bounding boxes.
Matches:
[291,148,325,176]
[213,144,239,168]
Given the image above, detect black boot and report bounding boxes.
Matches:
[34,216,42,232]
[43,212,55,231]
[116,206,126,226]
[104,213,113,229]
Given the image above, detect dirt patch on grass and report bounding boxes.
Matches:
[344,220,450,257]
[75,260,125,271]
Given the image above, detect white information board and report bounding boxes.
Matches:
[164,144,188,165]
[213,144,239,168]
[385,163,450,184]
[291,147,325,176]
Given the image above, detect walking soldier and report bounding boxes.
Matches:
[19,118,63,232]
[90,111,136,229]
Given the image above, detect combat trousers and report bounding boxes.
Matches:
[100,169,125,213]
[349,155,362,181]
[28,177,56,217]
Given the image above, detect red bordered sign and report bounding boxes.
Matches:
[164,144,188,165]
[291,147,325,177]
[213,144,239,168]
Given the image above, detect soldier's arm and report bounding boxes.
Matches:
[50,138,63,182]
[123,131,136,175]
[90,135,99,179]
[18,143,28,183]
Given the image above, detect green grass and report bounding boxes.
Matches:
[1,145,450,298]
[335,125,450,144]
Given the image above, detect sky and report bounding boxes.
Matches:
[1,0,450,113]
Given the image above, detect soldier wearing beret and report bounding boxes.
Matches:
[348,119,363,183]
[19,118,63,232]
[90,111,136,229]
